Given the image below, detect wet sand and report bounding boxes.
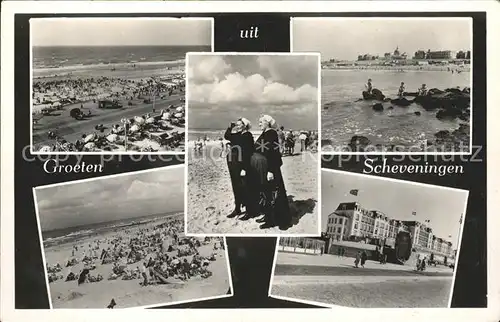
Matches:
[186,141,319,234]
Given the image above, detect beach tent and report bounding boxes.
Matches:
[134,116,145,125]
[106,134,118,143]
[84,133,96,143]
[129,124,140,133]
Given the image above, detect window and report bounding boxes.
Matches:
[337,227,341,233]
[355,223,358,229]
[334,218,337,224]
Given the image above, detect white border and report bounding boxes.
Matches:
[183,52,322,237]
[268,168,470,309]
[29,16,215,156]
[2,2,499,322]
[32,164,234,309]
[291,17,474,156]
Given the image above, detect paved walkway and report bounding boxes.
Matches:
[275,252,453,275]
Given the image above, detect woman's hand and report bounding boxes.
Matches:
[267,172,274,181]
[240,169,246,176]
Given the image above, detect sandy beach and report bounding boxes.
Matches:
[32,63,186,152]
[43,214,231,308]
[186,140,319,234]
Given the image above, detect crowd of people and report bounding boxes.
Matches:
[33,76,182,110]
[40,105,185,152]
[46,218,225,290]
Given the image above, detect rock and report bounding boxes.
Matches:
[348,135,371,152]
[391,97,414,107]
[362,88,385,101]
[372,103,384,111]
[434,130,451,139]
[436,107,462,120]
[321,139,333,147]
[414,111,421,116]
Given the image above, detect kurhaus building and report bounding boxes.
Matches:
[325,202,454,258]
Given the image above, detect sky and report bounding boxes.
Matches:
[187,54,319,130]
[31,18,212,46]
[35,166,184,231]
[292,18,472,61]
[321,170,468,248]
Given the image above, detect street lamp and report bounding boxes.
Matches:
[121,118,130,151]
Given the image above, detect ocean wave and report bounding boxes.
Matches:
[33,59,186,74]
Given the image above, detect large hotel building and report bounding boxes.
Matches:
[325,202,454,258]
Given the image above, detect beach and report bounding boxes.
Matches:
[43,214,231,308]
[186,139,319,234]
[31,46,201,152]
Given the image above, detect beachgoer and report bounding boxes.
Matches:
[418,84,427,96]
[354,251,361,268]
[299,132,307,152]
[277,126,286,154]
[141,262,148,286]
[398,82,405,97]
[224,118,255,219]
[365,79,373,94]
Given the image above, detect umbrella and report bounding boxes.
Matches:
[106,134,118,143]
[134,116,145,125]
[84,133,96,143]
[129,124,140,133]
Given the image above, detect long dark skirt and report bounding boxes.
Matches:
[248,153,291,226]
[227,153,245,208]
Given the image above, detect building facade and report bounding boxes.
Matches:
[425,50,453,60]
[325,211,350,241]
[325,202,454,258]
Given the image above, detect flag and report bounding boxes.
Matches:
[412,211,417,216]
[349,189,359,196]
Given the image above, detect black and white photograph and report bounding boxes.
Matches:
[185,53,320,235]
[292,18,472,153]
[31,17,213,153]
[269,169,468,308]
[34,166,233,309]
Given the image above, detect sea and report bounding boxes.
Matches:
[42,212,182,248]
[32,45,211,70]
[322,69,471,150]
[188,129,263,142]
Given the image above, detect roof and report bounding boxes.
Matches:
[336,202,358,211]
[328,211,349,218]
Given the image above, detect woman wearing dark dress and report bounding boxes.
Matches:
[244,114,291,229]
[224,117,255,219]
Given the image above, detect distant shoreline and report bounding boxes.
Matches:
[322,65,471,72]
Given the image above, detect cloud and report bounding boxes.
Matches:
[189,71,318,106]
[257,55,319,87]
[188,55,232,84]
